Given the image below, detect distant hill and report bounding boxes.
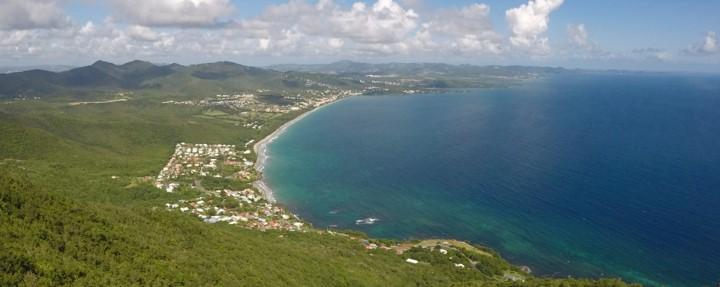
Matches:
[269,60,378,74]
[268,61,566,90]
[0,60,566,99]
[0,65,75,74]
[269,60,565,76]
[0,60,176,97]
[0,60,353,98]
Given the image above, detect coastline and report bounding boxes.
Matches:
[252,97,350,203]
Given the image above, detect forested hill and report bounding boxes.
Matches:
[0,60,295,99]
[0,60,564,99]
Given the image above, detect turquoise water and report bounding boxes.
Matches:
[264,73,720,286]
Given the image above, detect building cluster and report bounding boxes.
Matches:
[212,94,257,110]
[160,89,360,119]
[161,100,196,105]
[7,95,41,102]
[156,142,305,232]
[247,92,348,114]
[360,239,393,251]
[161,94,255,109]
[155,143,241,193]
[242,121,263,130]
[165,188,306,232]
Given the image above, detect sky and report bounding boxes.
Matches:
[0,0,718,72]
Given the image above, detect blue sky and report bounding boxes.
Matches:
[1,0,719,72]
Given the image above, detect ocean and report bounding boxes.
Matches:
[263,72,720,286]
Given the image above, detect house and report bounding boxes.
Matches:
[405,258,418,264]
[165,183,179,193]
[503,273,525,282]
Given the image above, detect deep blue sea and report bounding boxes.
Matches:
[264,72,720,286]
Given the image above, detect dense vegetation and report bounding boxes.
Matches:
[0,61,637,286]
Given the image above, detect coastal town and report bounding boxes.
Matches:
[162,88,360,114]
[153,85,363,232]
[155,142,306,232]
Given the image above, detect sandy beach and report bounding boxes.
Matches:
[252,97,349,203]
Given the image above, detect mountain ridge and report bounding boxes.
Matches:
[0,59,568,99]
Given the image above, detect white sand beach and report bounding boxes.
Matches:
[252,97,349,203]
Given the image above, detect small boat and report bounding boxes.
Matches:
[355,217,380,225]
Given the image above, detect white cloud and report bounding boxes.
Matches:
[127,25,161,42]
[684,31,718,55]
[560,23,616,61]
[0,0,575,65]
[110,0,235,27]
[567,24,589,48]
[235,0,510,57]
[227,0,424,57]
[79,22,96,35]
[0,0,558,65]
[0,0,70,30]
[246,0,419,45]
[0,30,31,46]
[632,48,672,61]
[505,0,564,54]
[425,4,503,54]
[327,38,345,49]
[0,19,184,63]
[429,4,492,36]
[330,0,419,44]
[0,0,653,67]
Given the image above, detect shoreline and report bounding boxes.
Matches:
[252,97,350,203]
